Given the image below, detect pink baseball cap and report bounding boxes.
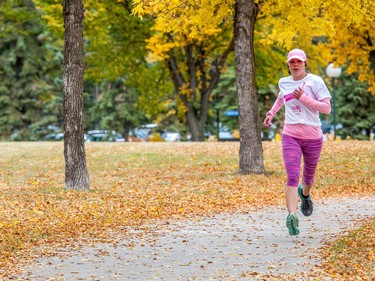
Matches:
[287,49,307,62]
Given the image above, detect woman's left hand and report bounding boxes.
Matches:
[293,87,304,100]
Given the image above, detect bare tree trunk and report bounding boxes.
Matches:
[63,0,90,190]
[234,0,265,174]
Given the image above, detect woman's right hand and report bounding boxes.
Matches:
[263,115,273,128]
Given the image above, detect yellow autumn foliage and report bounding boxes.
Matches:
[133,0,234,62]
[323,0,375,92]
[133,0,375,93]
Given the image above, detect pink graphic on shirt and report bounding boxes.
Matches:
[291,105,302,115]
[283,82,306,103]
[284,93,294,102]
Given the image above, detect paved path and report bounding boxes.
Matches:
[19,196,375,280]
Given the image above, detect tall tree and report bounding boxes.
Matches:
[63,0,89,190]
[132,0,235,141]
[234,0,264,174]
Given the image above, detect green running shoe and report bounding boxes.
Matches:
[298,184,313,216]
[286,213,300,236]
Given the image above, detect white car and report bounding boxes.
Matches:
[164,132,181,142]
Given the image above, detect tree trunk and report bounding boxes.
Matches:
[63,0,90,190]
[185,104,205,141]
[370,49,375,76]
[234,0,265,174]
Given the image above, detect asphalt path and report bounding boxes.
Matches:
[18,196,375,280]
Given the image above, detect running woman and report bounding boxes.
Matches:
[263,49,332,236]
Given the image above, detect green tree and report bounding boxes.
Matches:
[336,72,375,140]
[88,79,148,140]
[211,66,238,137]
[0,0,63,140]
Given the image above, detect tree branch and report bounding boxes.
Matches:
[166,35,185,90]
[206,36,234,95]
[186,43,198,101]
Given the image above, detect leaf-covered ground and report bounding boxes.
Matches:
[320,217,375,279]
[0,141,374,278]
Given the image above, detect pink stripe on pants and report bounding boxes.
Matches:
[282,134,323,187]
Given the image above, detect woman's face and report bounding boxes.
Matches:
[288,58,306,78]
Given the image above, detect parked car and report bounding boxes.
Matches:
[86,130,125,142]
[43,133,64,141]
[218,127,239,141]
[163,131,181,142]
[218,130,235,141]
[131,124,182,142]
[126,124,157,141]
[321,120,332,134]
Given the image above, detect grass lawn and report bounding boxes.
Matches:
[0,141,374,278]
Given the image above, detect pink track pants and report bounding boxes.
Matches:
[282,134,323,187]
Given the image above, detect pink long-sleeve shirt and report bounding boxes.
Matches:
[268,95,331,139]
